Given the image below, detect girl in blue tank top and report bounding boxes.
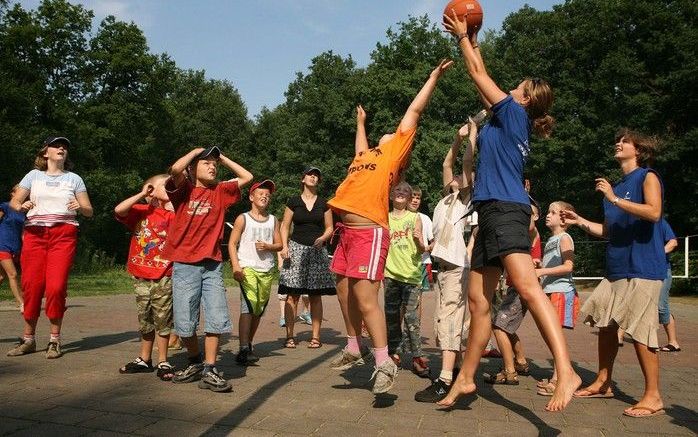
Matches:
[441,11,580,412]
[560,128,665,418]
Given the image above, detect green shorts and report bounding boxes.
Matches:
[239,267,274,316]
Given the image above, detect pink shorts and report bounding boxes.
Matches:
[330,225,389,281]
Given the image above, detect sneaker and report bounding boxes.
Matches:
[279,317,286,327]
[299,311,312,325]
[236,348,250,365]
[247,346,260,363]
[415,378,452,403]
[371,359,398,394]
[7,338,36,357]
[329,348,365,370]
[198,367,232,392]
[172,362,204,383]
[45,341,62,359]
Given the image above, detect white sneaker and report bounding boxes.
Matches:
[371,359,398,394]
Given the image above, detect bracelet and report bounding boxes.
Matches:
[612,196,620,205]
[456,32,468,44]
[472,44,479,49]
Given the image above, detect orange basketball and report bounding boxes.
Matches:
[443,0,483,34]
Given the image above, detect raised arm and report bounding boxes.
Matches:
[595,172,663,223]
[115,183,153,217]
[462,117,478,189]
[219,154,254,188]
[355,105,369,155]
[169,148,204,186]
[398,59,453,133]
[560,209,607,240]
[443,12,507,108]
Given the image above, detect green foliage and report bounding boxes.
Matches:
[0,0,695,275]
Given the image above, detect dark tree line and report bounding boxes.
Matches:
[1,0,695,267]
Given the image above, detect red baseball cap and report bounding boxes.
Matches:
[250,179,276,194]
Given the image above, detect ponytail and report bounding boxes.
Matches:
[532,114,555,139]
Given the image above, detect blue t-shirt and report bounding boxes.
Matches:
[604,167,665,280]
[473,95,531,205]
[0,202,26,254]
[660,219,676,266]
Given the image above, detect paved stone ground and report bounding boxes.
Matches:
[1,287,696,436]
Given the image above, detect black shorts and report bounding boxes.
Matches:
[471,200,532,270]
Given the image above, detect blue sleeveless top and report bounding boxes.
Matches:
[473,96,531,206]
[604,167,665,280]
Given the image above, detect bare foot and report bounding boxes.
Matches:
[436,379,476,407]
[545,371,581,411]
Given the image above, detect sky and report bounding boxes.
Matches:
[20,0,561,117]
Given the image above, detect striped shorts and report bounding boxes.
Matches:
[330,224,389,281]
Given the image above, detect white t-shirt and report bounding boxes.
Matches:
[418,212,434,265]
[19,170,86,227]
[237,212,276,272]
[431,190,470,267]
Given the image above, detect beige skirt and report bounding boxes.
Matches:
[581,278,662,348]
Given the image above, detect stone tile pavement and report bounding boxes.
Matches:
[1,288,697,436]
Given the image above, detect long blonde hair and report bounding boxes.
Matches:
[523,78,555,139]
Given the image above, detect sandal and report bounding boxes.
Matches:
[537,381,556,396]
[307,338,322,349]
[119,357,154,374]
[412,356,431,379]
[537,378,557,389]
[284,337,297,348]
[659,344,681,352]
[156,361,175,381]
[514,361,530,376]
[484,369,519,385]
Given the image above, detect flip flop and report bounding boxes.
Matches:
[537,378,557,389]
[574,388,614,398]
[537,382,555,396]
[659,344,681,352]
[623,406,665,418]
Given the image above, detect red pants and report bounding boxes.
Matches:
[21,224,78,321]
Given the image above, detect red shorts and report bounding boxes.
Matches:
[0,251,14,261]
[330,225,389,281]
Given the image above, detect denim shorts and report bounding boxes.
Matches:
[658,267,672,325]
[172,260,231,336]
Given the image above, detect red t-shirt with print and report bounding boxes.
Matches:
[116,204,174,280]
[162,178,241,263]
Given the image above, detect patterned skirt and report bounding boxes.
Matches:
[279,240,336,296]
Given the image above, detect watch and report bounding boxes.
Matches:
[612,197,620,205]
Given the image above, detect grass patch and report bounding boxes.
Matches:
[0,262,279,300]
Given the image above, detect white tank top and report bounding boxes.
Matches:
[237,212,276,272]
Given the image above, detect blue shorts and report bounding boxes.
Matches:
[172,260,231,337]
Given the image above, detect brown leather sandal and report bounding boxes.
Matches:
[484,369,519,385]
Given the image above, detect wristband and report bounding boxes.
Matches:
[472,44,479,49]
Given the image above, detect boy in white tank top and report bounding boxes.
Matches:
[228,180,282,365]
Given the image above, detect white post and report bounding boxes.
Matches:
[685,235,690,278]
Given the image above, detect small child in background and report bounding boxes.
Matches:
[384,181,429,378]
[0,186,26,312]
[535,201,578,396]
[229,180,282,365]
[485,203,541,386]
[115,174,176,381]
[408,187,434,291]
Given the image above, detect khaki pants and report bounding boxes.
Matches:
[434,260,470,351]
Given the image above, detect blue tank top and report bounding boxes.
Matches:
[473,95,531,205]
[604,167,665,280]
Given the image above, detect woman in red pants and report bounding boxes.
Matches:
[7,136,93,359]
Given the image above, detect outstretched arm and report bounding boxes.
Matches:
[462,117,478,189]
[443,12,507,108]
[355,105,369,155]
[560,209,607,239]
[398,59,454,133]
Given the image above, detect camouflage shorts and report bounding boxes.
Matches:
[134,276,173,335]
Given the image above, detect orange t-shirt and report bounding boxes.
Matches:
[328,127,417,229]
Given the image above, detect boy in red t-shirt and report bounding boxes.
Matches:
[163,146,253,393]
[115,174,176,381]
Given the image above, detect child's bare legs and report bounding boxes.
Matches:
[0,259,23,308]
[204,333,219,365]
[510,333,527,368]
[503,253,580,411]
[438,266,499,405]
[168,333,181,348]
[663,315,680,349]
[492,328,516,373]
[336,275,362,339]
[238,314,260,347]
[285,294,301,338]
[617,327,625,345]
[139,331,169,363]
[349,278,386,348]
[309,295,323,340]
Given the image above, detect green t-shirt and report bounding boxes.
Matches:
[385,211,421,284]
